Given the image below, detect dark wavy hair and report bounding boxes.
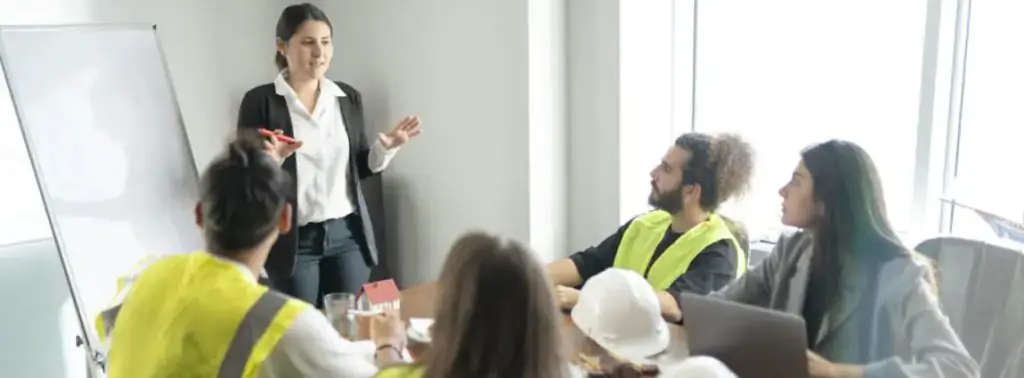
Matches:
[674,133,755,249]
[674,132,755,212]
[198,129,291,256]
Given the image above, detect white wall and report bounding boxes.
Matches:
[0,0,280,168]
[528,0,568,272]
[0,240,84,378]
[0,0,279,376]
[567,0,623,251]
[310,0,568,285]
[567,0,677,249]
[312,0,670,285]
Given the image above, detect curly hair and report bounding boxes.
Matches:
[674,132,755,212]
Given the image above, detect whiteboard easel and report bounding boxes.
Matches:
[0,24,203,376]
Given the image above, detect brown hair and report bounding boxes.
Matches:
[422,231,567,378]
[274,3,333,71]
[674,132,755,212]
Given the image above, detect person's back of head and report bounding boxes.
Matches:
[425,231,566,378]
[196,129,292,259]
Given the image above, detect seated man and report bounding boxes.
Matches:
[95,130,406,378]
[547,132,754,322]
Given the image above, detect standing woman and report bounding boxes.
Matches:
[238,3,422,307]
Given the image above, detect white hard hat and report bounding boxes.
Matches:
[662,356,738,378]
[571,268,670,362]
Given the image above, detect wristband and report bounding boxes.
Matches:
[375,343,403,359]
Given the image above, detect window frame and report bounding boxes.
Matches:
[663,0,974,244]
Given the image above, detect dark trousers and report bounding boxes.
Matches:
[272,214,372,308]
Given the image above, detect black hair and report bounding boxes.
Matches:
[674,132,755,212]
[800,140,929,299]
[198,129,291,256]
[275,3,333,71]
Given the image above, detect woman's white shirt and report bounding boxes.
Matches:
[273,74,397,226]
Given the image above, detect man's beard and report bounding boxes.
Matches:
[648,183,684,214]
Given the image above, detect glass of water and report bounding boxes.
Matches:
[324,292,358,339]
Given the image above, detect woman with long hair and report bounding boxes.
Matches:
[375,232,569,378]
[707,140,978,378]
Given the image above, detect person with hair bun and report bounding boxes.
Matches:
[547,132,755,323]
[238,3,422,307]
[96,130,407,378]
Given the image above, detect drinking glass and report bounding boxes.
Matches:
[324,292,357,339]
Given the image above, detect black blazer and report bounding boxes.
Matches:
[237,80,384,279]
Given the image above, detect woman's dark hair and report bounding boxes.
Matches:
[423,232,566,378]
[801,140,935,298]
[198,129,291,256]
[674,132,755,212]
[275,3,333,71]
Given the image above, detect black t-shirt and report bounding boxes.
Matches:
[568,218,740,297]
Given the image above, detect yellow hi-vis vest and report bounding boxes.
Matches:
[374,364,425,378]
[613,211,746,291]
[100,251,308,378]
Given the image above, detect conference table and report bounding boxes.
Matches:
[396,283,691,374]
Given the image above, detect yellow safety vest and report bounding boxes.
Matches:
[100,251,308,378]
[613,211,746,291]
[375,364,425,378]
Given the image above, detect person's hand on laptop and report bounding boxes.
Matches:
[807,350,865,378]
[555,285,580,310]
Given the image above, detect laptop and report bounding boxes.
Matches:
[677,292,809,378]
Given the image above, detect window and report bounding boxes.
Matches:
[947,1,1024,243]
[682,1,930,241]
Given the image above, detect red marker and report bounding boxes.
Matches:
[257,128,298,144]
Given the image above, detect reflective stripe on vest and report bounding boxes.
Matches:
[613,211,746,291]
[97,304,121,343]
[218,291,291,377]
[105,252,308,378]
[374,364,425,378]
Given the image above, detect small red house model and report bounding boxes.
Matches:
[358,279,401,312]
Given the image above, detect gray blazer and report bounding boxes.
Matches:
[712,231,979,378]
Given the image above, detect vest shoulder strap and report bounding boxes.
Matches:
[613,211,674,276]
[634,210,673,228]
[230,291,308,378]
[645,214,743,290]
